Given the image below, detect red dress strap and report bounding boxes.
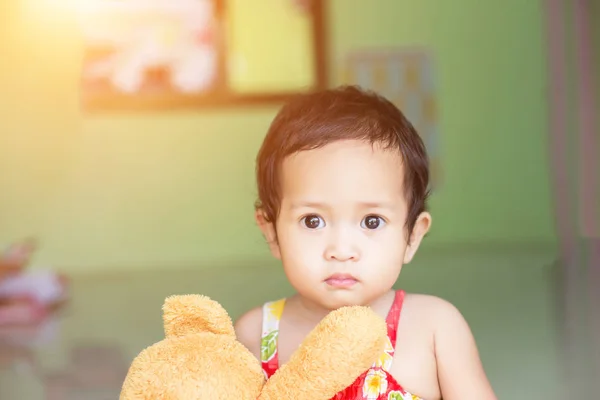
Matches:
[261,299,286,378]
[263,352,279,379]
[385,290,405,349]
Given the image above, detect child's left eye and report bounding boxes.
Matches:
[361,215,386,230]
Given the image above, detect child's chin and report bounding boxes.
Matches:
[318,292,368,310]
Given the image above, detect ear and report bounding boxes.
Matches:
[403,211,432,264]
[255,209,281,259]
[162,294,235,339]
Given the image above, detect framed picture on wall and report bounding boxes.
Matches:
[78,0,327,111]
[342,49,442,190]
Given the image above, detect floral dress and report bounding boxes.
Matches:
[260,290,425,400]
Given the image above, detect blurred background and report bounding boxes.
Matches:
[0,0,598,398]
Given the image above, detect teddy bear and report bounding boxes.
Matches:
[120,294,388,400]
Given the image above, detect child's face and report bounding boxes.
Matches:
[257,139,431,310]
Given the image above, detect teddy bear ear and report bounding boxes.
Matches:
[162,294,235,339]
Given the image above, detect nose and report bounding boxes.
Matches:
[323,227,360,262]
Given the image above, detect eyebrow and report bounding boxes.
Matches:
[289,201,396,210]
[289,201,328,210]
[357,201,396,210]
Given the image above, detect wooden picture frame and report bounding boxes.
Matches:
[79,0,327,112]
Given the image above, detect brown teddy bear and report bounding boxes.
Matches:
[120,294,388,400]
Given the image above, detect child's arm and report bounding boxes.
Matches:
[433,299,498,400]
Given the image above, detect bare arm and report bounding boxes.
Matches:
[233,306,263,362]
[433,300,497,400]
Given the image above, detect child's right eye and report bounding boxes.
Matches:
[301,215,325,229]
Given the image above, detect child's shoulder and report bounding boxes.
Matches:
[403,292,469,331]
[404,292,461,313]
[234,305,264,359]
[402,293,497,399]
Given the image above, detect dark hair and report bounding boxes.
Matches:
[255,85,430,240]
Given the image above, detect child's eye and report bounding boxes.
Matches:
[300,214,325,229]
[361,215,386,230]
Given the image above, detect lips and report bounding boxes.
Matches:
[324,273,359,288]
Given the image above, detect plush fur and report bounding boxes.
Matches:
[120,294,387,400]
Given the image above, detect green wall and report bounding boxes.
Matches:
[0,0,555,273]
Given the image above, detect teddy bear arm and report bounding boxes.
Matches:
[257,306,388,400]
